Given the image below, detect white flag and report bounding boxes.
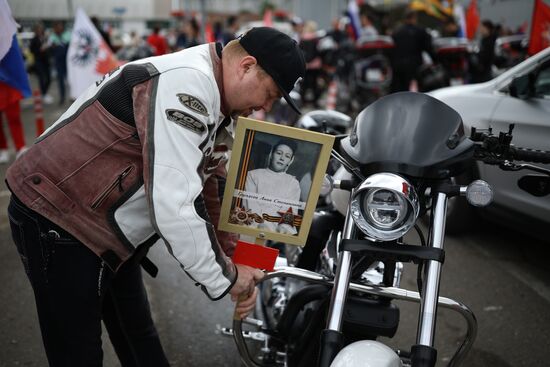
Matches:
[0,0,18,60]
[67,8,120,99]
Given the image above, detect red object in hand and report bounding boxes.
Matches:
[232,240,279,271]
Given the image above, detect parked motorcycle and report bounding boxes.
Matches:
[224,92,550,367]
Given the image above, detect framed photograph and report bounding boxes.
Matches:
[219,117,335,246]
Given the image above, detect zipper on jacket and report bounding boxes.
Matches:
[90,166,134,209]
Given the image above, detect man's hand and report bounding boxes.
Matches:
[230,264,265,319]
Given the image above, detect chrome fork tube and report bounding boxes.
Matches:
[417,192,448,347]
[326,207,355,331]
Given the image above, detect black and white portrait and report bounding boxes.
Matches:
[220,117,334,246]
[230,131,321,236]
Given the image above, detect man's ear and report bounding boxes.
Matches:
[238,56,257,78]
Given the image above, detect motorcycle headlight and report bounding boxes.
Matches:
[350,173,419,241]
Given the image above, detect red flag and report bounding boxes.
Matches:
[465,0,479,40]
[263,9,273,27]
[528,0,550,55]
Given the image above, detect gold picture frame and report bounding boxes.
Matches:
[219,117,335,246]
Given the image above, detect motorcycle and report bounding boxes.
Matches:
[223,92,550,367]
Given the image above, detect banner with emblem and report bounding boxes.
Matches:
[67,7,121,99]
[219,117,334,246]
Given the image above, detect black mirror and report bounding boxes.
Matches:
[509,74,533,99]
[518,175,550,197]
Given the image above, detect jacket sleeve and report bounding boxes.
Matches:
[144,67,236,300]
[202,164,238,257]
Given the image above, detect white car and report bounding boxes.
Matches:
[429,47,550,237]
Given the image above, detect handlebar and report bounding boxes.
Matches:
[470,125,550,169]
[510,146,550,164]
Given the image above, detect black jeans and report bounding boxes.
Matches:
[8,196,170,367]
[34,61,51,97]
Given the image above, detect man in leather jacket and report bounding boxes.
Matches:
[6,27,305,366]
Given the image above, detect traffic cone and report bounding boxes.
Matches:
[33,90,45,136]
[326,79,338,110]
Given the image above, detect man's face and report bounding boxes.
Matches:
[269,144,294,172]
[231,63,282,117]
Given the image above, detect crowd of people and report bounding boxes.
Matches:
[289,7,528,110]
[3,8,530,167]
[15,8,527,114]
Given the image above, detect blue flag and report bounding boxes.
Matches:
[0,35,32,98]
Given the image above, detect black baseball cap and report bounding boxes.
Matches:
[239,27,306,115]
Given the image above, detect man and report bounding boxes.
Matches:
[29,23,52,103]
[358,10,378,41]
[147,26,168,56]
[390,10,433,92]
[6,27,305,366]
[471,20,496,83]
[220,15,240,46]
[244,139,302,235]
[91,16,113,51]
[48,21,71,105]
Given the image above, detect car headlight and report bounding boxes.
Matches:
[350,173,419,241]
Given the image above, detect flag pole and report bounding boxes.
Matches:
[66,0,73,17]
[200,0,207,44]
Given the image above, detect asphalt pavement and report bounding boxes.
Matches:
[1,77,550,366]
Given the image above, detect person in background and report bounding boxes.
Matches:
[213,21,223,43]
[0,32,30,163]
[358,9,379,40]
[185,18,201,48]
[166,27,178,52]
[147,26,168,56]
[471,20,497,83]
[220,15,240,45]
[290,16,304,43]
[91,16,113,51]
[175,21,188,50]
[0,82,27,162]
[30,23,52,104]
[441,17,460,37]
[48,21,70,105]
[390,10,433,92]
[129,30,141,47]
[300,20,323,107]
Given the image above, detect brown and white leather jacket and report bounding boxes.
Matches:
[6,43,238,300]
